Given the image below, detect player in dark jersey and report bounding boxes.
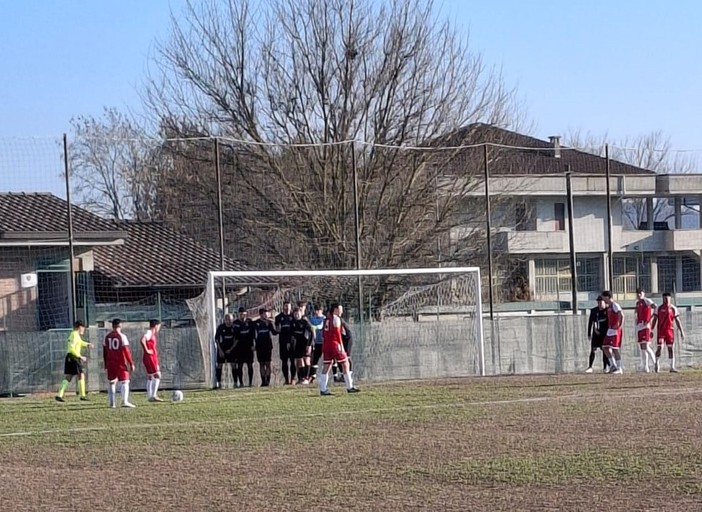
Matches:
[232,307,255,387]
[253,308,277,386]
[586,296,609,373]
[291,307,314,384]
[275,302,296,384]
[214,313,237,389]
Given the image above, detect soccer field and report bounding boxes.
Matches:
[1,374,702,511]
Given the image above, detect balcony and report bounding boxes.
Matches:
[493,231,568,254]
[617,229,702,252]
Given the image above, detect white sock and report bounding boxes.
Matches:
[146,379,152,399]
[670,356,675,370]
[343,372,354,390]
[646,346,656,362]
[108,382,116,407]
[608,356,617,369]
[640,351,647,368]
[152,378,161,397]
[319,373,328,393]
[121,380,130,404]
[615,359,622,370]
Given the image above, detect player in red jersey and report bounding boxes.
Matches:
[141,319,163,402]
[601,290,624,374]
[634,288,657,373]
[103,319,136,408]
[651,292,685,373]
[319,303,359,396]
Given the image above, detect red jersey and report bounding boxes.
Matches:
[103,330,134,374]
[322,314,343,348]
[142,330,158,360]
[635,298,655,331]
[656,304,679,340]
[606,302,623,336]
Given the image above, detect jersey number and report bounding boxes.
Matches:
[108,337,121,351]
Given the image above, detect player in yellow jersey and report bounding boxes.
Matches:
[55,320,94,402]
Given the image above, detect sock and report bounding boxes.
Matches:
[602,352,608,371]
[615,358,622,370]
[290,360,297,382]
[282,362,290,384]
[79,378,86,397]
[108,382,116,407]
[608,356,617,369]
[121,381,130,404]
[670,356,675,370]
[237,366,244,387]
[57,379,69,398]
[215,367,222,386]
[343,371,354,390]
[146,379,153,399]
[646,346,656,366]
[319,373,329,393]
[247,365,254,386]
[640,350,647,368]
[588,352,595,368]
[152,377,160,397]
[310,365,318,379]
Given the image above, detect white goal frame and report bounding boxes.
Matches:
[206,267,485,384]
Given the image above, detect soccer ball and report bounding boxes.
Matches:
[171,390,184,402]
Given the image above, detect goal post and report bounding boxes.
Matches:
[190,267,484,388]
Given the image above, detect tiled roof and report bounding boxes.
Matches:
[0,192,123,237]
[93,221,269,288]
[434,124,656,176]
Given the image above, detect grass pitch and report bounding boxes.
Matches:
[1,372,702,511]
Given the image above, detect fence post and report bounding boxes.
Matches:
[566,168,578,314]
[605,144,614,290]
[63,134,77,325]
[483,144,495,320]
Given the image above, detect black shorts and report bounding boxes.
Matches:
[279,339,293,360]
[293,339,311,359]
[236,346,254,364]
[591,335,605,350]
[342,338,352,356]
[217,346,237,364]
[63,355,84,376]
[256,344,272,363]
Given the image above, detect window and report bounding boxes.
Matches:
[554,203,565,231]
[613,256,651,296]
[682,256,701,292]
[534,257,601,296]
[657,257,676,294]
[515,203,534,231]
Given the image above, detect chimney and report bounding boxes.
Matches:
[549,135,561,158]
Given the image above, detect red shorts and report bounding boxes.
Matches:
[658,335,675,346]
[106,368,130,382]
[604,331,622,349]
[322,342,348,365]
[637,329,652,343]
[143,356,160,376]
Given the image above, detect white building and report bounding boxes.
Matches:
[447,125,702,304]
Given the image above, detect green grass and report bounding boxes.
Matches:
[2,373,702,511]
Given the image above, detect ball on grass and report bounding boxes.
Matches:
[171,390,184,402]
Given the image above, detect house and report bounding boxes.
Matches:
[0,193,270,332]
[446,125,702,304]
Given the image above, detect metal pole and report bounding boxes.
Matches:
[351,141,363,322]
[483,144,494,320]
[63,134,77,325]
[214,138,227,313]
[566,168,578,314]
[605,144,614,290]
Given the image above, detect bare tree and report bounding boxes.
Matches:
[68,108,160,221]
[143,0,524,309]
[565,130,699,229]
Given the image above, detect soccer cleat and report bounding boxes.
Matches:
[320,390,334,396]
[347,387,361,393]
[149,396,165,402]
[122,402,136,408]
[670,368,679,373]
[109,404,116,409]
[80,396,90,401]
[612,368,623,375]
[55,396,65,403]
[585,367,593,374]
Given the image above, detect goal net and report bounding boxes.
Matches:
[186,267,484,388]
